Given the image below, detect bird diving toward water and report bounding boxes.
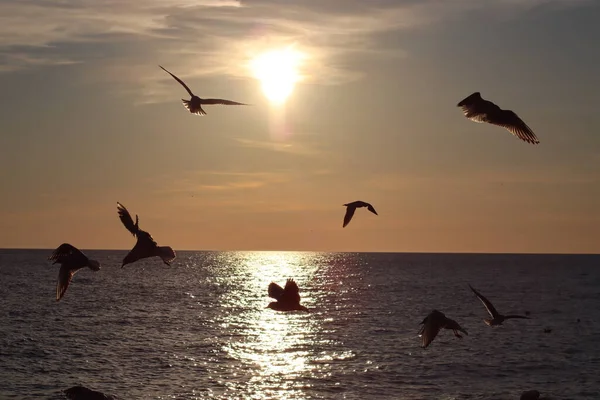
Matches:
[469,284,530,326]
[267,279,309,312]
[48,243,101,302]
[457,92,539,144]
[117,202,176,268]
[418,310,468,348]
[159,65,247,115]
[342,201,378,228]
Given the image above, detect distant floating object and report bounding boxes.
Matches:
[469,284,531,326]
[64,385,115,400]
[117,202,176,267]
[543,328,552,334]
[418,309,468,348]
[267,279,309,312]
[159,65,247,115]
[342,200,378,228]
[48,243,101,302]
[520,389,552,400]
[457,92,539,144]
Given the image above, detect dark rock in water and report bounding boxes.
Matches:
[64,385,116,400]
[520,390,540,400]
[543,328,552,333]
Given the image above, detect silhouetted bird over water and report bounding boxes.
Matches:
[457,92,539,144]
[159,65,247,115]
[117,202,176,267]
[267,279,309,312]
[418,309,468,348]
[469,284,530,326]
[48,243,101,302]
[64,385,115,400]
[342,201,378,228]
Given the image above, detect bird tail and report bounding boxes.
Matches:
[158,246,176,265]
[181,99,206,115]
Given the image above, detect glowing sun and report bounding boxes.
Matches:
[251,47,305,104]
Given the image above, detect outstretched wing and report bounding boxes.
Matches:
[282,279,301,304]
[469,284,500,319]
[343,206,356,228]
[488,109,539,144]
[201,98,247,106]
[56,264,78,301]
[117,202,139,236]
[366,203,378,215]
[419,312,443,349]
[48,243,87,265]
[268,282,285,300]
[445,318,468,336]
[159,65,194,97]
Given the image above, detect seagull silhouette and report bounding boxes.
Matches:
[342,201,378,228]
[159,65,247,115]
[64,385,115,400]
[469,284,530,326]
[457,92,539,144]
[117,202,176,268]
[418,309,468,348]
[267,279,309,312]
[48,243,101,302]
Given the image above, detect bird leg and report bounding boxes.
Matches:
[453,330,463,339]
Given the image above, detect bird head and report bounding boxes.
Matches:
[88,259,101,271]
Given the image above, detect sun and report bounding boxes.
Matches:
[250,47,305,105]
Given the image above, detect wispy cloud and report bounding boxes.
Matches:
[1,0,588,90]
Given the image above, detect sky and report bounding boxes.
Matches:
[0,0,598,253]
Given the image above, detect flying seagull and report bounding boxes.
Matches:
[418,309,468,348]
[48,243,101,302]
[117,202,176,268]
[267,279,309,312]
[469,284,530,326]
[159,65,247,115]
[64,385,115,400]
[457,92,539,144]
[343,201,378,228]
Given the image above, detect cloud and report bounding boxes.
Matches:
[0,0,590,91]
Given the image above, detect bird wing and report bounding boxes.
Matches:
[489,109,539,144]
[201,98,247,106]
[268,282,285,300]
[282,279,301,304]
[419,313,443,348]
[469,284,500,319]
[343,206,356,228]
[48,243,88,265]
[117,202,139,236]
[366,203,378,215]
[159,65,194,97]
[56,264,79,301]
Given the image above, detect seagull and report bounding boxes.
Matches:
[267,279,309,312]
[418,309,468,348]
[48,243,101,302]
[457,92,539,144]
[64,385,115,400]
[117,202,176,268]
[159,65,247,115]
[342,201,378,228]
[469,284,530,326]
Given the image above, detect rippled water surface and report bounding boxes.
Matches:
[0,250,599,399]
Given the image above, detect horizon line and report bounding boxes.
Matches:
[1,247,598,256]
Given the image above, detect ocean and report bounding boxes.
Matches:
[0,250,598,399]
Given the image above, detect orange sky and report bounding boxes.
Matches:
[0,0,598,253]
